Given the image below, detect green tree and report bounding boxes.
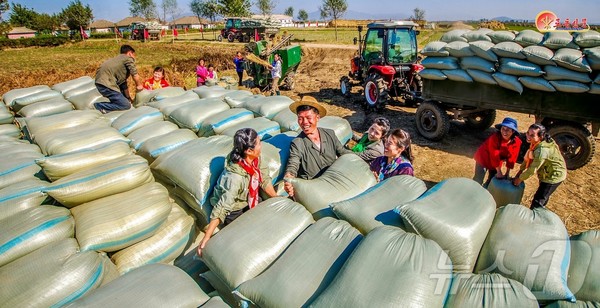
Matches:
[190,0,220,23]
[0,0,9,21]
[34,13,61,33]
[217,0,251,17]
[8,3,37,29]
[284,6,293,18]
[297,9,308,22]
[60,0,93,30]
[130,0,157,19]
[160,0,178,23]
[319,0,347,40]
[255,0,275,16]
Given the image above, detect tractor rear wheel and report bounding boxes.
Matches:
[340,76,351,97]
[364,74,388,110]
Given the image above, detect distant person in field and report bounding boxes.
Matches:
[268,53,282,96]
[196,58,208,87]
[370,128,415,181]
[473,117,522,187]
[207,64,218,82]
[233,51,245,86]
[196,128,278,257]
[513,123,567,209]
[94,44,143,113]
[350,117,390,163]
[143,66,170,90]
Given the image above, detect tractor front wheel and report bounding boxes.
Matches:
[227,32,235,42]
[340,76,351,97]
[364,74,388,110]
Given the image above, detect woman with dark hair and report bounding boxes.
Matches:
[513,123,567,209]
[350,117,391,163]
[473,117,522,187]
[197,128,278,256]
[370,128,414,181]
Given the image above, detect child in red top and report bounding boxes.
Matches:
[143,66,170,90]
[473,117,522,187]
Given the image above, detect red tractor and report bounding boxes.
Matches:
[340,21,424,110]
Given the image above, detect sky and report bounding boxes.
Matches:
[6,0,600,23]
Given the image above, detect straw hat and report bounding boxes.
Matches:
[289,96,327,117]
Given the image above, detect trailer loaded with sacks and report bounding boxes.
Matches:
[417,28,600,170]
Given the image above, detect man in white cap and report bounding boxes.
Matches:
[283,96,353,197]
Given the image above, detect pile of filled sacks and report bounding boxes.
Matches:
[420,28,600,95]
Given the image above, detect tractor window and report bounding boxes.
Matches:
[234,19,241,28]
[226,19,234,28]
[387,28,417,64]
[363,29,384,63]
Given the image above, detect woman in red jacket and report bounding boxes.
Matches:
[473,117,522,187]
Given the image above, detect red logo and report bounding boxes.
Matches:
[536,10,589,32]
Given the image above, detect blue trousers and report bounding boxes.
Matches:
[95,83,131,112]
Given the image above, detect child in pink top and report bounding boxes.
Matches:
[196,58,208,86]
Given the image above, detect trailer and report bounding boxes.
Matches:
[416,79,599,170]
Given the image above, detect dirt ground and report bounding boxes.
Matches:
[279,45,599,235]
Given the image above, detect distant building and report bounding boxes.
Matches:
[252,14,294,27]
[7,27,36,39]
[294,21,328,28]
[89,19,115,33]
[170,16,214,30]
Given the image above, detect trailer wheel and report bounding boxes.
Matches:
[364,73,388,110]
[415,101,450,141]
[548,124,595,170]
[465,109,496,130]
[340,76,351,96]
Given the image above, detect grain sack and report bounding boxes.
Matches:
[150,136,232,222]
[221,117,281,140]
[475,205,574,302]
[223,90,255,107]
[249,95,294,119]
[35,125,128,156]
[45,155,154,207]
[546,301,600,308]
[201,296,229,308]
[0,179,48,220]
[62,82,97,100]
[264,132,296,183]
[0,123,21,138]
[25,110,103,139]
[2,85,51,106]
[191,85,230,99]
[111,106,164,136]
[487,30,516,44]
[234,218,362,308]
[589,84,600,95]
[0,238,109,307]
[12,90,64,112]
[499,58,544,77]
[522,45,557,66]
[134,87,186,107]
[550,80,590,93]
[0,205,74,266]
[101,110,125,123]
[493,72,524,94]
[309,226,452,307]
[419,68,447,80]
[519,76,557,92]
[552,48,592,73]
[127,121,179,150]
[515,29,545,47]
[420,41,449,57]
[111,206,195,274]
[0,109,14,125]
[568,230,600,302]
[462,28,493,42]
[64,264,210,308]
[158,98,204,118]
[146,90,199,109]
[442,69,474,82]
[202,197,314,290]
[543,32,578,50]
[460,56,496,73]
[444,41,476,57]
[0,151,44,189]
[396,178,496,272]
[36,140,133,181]
[71,182,171,252]
[169,99,231,132]
[51,76,94,94]
[544,65,592,83]
[467,69,498,85]
[573,30,600,48]
[492,42,526,59]
[318,116,353,145]
[331,175,426,234]
[445,273,538,307]
[197,108,254,137]
[469,40,499,62]
[17,97,74,118]
[287,154,377,219]
[66,87,105,110]
[271,108,300,132]
[137,128,198,162]
[200,270,239,307]
[441,29,469,42]
[582,47,600,70]
[422,56,460,70]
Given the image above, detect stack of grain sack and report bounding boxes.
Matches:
[420,28,600,95]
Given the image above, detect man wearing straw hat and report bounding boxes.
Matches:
[283,96,353,197]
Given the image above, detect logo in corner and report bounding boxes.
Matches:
[535,10,590,33]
